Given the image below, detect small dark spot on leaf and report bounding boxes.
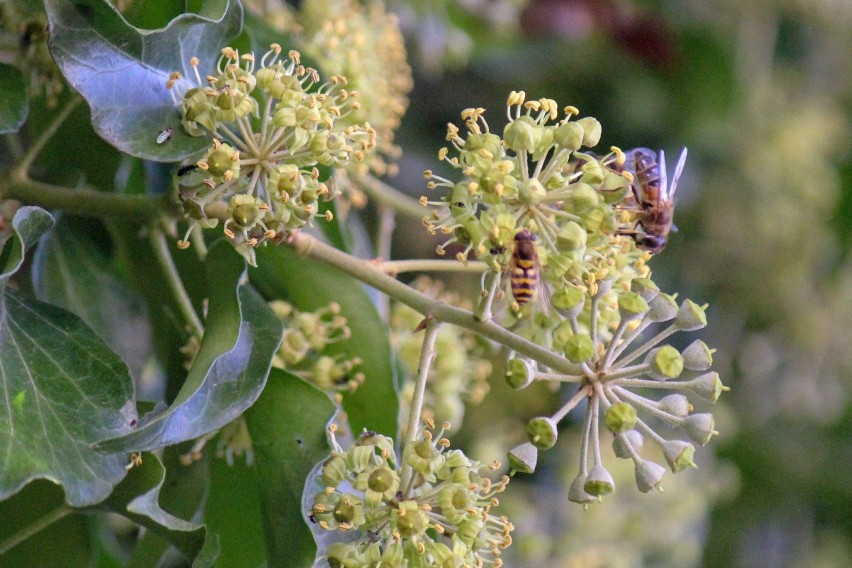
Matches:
[295,437,304,446]
[129,419,137,427]
[73,3,95,21]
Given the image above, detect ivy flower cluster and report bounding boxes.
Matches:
[300,0,412,177]
[423,92,726,500]
[506,279,728,501]
[168,44,376,264]
[270,300,364,398]
[422,91,639,289]
[391,278,492,432]
[313,424,513,567]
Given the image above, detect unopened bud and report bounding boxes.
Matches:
[526,417,558,450]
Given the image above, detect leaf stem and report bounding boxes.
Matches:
[287,232,583,376]
[13,96,81,179]
[0,505,73,556]
[473,270,501,322]
[150,227,204,339]
[351,173,427,220]
[379,259,488,275]
[400,317,440,494]
[0,177,177,220]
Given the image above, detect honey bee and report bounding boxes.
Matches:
[510,229,541,307]
[619,147,688,254]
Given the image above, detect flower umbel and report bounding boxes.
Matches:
[313,424,514,567]
[168,45,376,264]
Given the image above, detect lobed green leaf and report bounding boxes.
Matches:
[0,63,29,134]
[244,369,336,568]
[44,0,243,161]
[95,240,282,452]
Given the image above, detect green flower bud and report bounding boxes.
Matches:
[230,194,262,228]
[332,493,365,527]
[630,278,660,302]
[575,116,601,147]
[526,416,558,450]
[564,334,595,363]
[647,293,678,322]
[207,147,239,179]
[597,173,630,204]
[552,285,585,315]
[518,178,546,207]
[584,464,615,496]
[605,402,637,433]
[682,340,714,371]
[505,357,535,390]
[570,183,600,212]
[580,207,607,232]
[552,320,575,349]
[393,501,428,538]
[657,394,690,417]
[503,115,538,151]
[403,439,444,475]
[568,472,595,504]
[438,483,471,523]
[613,429,643,459]
[685,371,728,403]
[507,442,538,475]
[663,440,696,472]
[675,299,708,330]
[580,159,605,185]
[681,413,716,445]
[464,132,504,158]
[618,291,650,320]
[557,221,587,251]
[321,453,348,487]
[547,253,574,279]
[634,460,666,493]
[554,121,584,150]
[646,346,684,380]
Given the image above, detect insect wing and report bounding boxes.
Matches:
[658,149,668,200]
[156,128,173,144]
[668,147,688,198]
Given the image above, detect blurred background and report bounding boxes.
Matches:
[379,0,851,566]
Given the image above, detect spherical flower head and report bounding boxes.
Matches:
[312,424,513,565]
[168,44,373,262]
[298,0,412,176]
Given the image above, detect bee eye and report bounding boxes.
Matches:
[639,235,666,251]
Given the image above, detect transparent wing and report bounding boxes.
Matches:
[669,147,688,198]
[658,149,668,200]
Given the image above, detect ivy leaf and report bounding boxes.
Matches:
[0,207,137,507]
[0,63,28,134]
[44,0,243,162]
[244,369,336,568]
[96,451,219,566]
[95,240,282,452]
[251,246,399,438]
[33,217,153,381]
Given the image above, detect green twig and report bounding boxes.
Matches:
[0,505,73,556]
[288,232,583,376]
[150,227,204,339]
[400,317,441,494]
[379,259,488,275]
[13,96,81,179]
[0,178,175,220]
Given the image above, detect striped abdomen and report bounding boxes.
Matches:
[511,229,539,305]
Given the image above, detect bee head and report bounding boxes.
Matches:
[636,234,667,254]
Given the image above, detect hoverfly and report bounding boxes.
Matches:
[619,147,688,254]
[510,229,541,308]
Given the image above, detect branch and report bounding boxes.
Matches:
[0,178,176,220]
[287,232,583,376]
[379,259,488,275]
